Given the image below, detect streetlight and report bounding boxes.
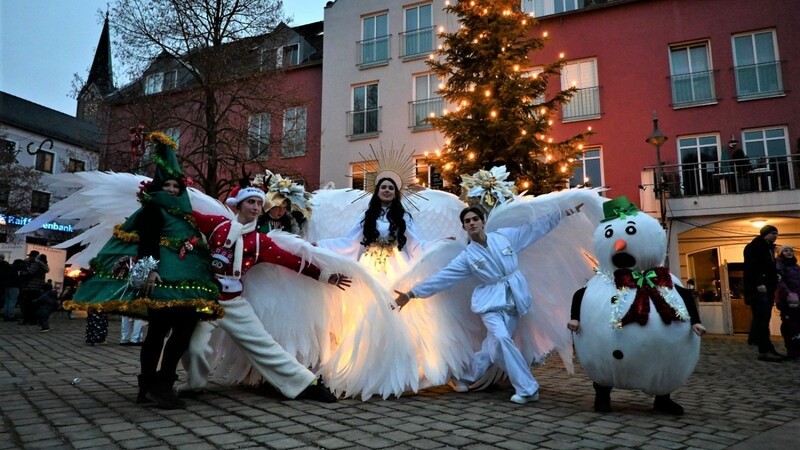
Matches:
[645,111,668,228]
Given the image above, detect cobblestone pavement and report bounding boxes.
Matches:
[1,313,798,449]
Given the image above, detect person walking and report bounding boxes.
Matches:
[743,225,783,362]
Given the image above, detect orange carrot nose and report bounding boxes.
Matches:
[614,239,627,252]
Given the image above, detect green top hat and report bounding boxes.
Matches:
[601,196,640,222]
[148,131,183,187]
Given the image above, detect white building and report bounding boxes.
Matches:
[0,91,100,244]
[320,0,452,189]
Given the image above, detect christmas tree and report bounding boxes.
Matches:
[427,0,591,195]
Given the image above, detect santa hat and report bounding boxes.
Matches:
[225,186,265,208]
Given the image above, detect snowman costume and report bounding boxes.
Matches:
[570,197,703,415]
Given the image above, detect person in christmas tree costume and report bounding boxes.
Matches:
[65,132,222,409]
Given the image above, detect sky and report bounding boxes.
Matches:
[0,0,329,116]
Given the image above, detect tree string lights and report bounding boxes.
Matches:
[426,0,591,195]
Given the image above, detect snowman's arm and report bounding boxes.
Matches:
[675,285,702,324]
[571,287,586,321]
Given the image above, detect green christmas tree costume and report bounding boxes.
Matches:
[65,133,222,319]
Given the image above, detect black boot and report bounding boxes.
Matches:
[593,383,612,413]
[136,374,156,404]
[654,394,684,415]
[146,372,186,409]
[296,378,337,403]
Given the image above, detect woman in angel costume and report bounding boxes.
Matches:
[568,197,705,415]
[310,153,604,400]
[59,132,222,409]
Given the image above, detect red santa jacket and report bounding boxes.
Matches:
[193,212,322,299]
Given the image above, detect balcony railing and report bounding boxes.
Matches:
[399,26,435,59]
[357,35,391,68]
[562,86,601,121]
[670,69,716,107]
[735,60,784,100]
[346,107,381,138]
[408,97,444,130]
[649,156,798,198]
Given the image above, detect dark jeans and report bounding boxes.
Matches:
[19,289,41,324]
[33,297,57,329]
[747,291,777,354]
[141,308,198,378]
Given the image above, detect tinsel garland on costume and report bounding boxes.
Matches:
[593,267,689,330]
[85,259,220,293]
[113,223,207,253]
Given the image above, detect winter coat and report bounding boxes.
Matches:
[8,260,28,289]
[775,256,800,312]
[21,259,50,292]
[743,236,778,297]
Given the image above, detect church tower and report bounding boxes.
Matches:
[77,13,115,122]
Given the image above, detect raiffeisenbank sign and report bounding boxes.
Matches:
[0,214,74,233]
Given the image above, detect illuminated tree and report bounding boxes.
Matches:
[427,0,590,195]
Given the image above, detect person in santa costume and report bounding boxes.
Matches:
[180,181,351,402]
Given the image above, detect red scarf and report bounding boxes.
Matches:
[614,267,680,327]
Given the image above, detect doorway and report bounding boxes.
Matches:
[725,262,752,333]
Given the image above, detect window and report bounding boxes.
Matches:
[282,107,307,157]
[0,188,8,206]
[67,158,85,173]
[410,73,442,129]
[522,67,546,117]
[670,42,715,107]
[260,48,278,70]
[678,135,720,196]
[742,127,791,190]
[165,127,181,149]
[568,148,602,188]
[31,191,50,214]
[561,59,600,121]
[280,44,300,67]
[733,30,783,100]
[349,83,380,137]
[144,70,178,94]
[414,158,443,189]
[402,4,433,58]
[248,113,271,160]
[359,13,389,67]
[350,161,372,190]
[0,138,17,164]
[522,0,582,17]
[35,151,55,173]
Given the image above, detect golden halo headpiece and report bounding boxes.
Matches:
[352,142,426,210]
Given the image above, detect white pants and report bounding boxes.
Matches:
[120,316,146,343]
[180,296,315,398]
[466,310,539,397]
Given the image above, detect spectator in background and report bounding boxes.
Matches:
[19,252,49,325]
[120,316,147,346]
[4,259,27,321]
[0,255,9,311]
[32,286,59,332]
[775,245,800,360]
[743,225,782,362]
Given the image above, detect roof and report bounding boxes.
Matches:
[0,91,101,151]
